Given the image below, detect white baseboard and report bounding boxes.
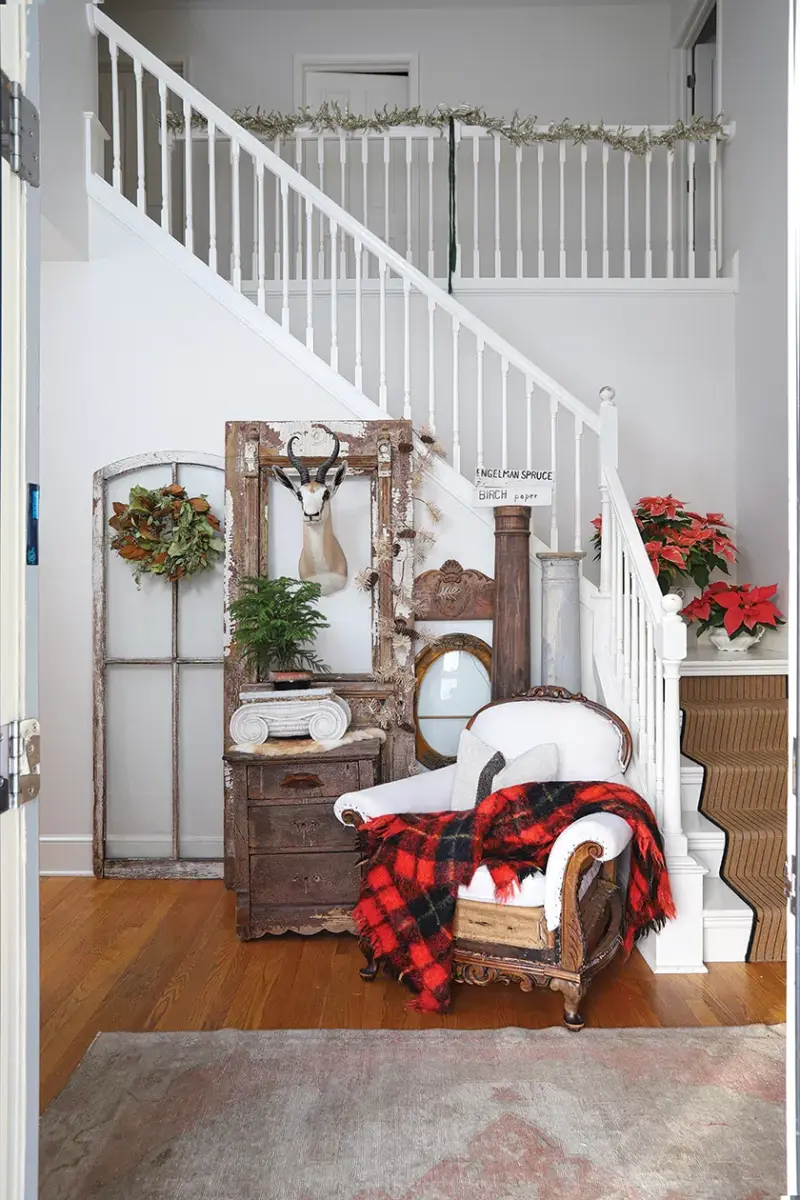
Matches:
[39,835,93,876]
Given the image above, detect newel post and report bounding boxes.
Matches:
[598,386,617,598]
[658,594,688,856]
[491,506,531,699]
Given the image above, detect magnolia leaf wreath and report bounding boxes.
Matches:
[109,483,224,586]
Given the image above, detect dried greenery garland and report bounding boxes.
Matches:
[166,103,726,156]
[109,483,224,586]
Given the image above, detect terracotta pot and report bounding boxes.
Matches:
[269,670,314,691]
[707,627,765,654]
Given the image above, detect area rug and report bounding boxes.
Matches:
[681,674,788,961]
[40,1026,784,1200]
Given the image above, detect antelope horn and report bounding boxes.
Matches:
[316,431,341,483]
[286,436,310,484]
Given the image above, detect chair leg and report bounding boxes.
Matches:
[558,981,586,1032]
[359,939,379,982]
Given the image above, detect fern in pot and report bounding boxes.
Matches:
[230,576,329,689]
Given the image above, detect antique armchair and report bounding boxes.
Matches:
[334,685,635,1030]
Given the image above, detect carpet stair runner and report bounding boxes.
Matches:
[680,675,788,962]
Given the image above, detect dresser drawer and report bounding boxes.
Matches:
[250,851,360,907]
[247,760,360,802]
[248,803,357,853]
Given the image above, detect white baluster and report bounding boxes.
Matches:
[654,656,665,823]
[516,145,523,278]
[494,134,502,278]
[580,143,587,278]
[666,147,674,279]
[687,140,696,279]
[361,133,369,228]
[638,599,647,762]
[709,135,718,278]
[340,133,348,277]
[599,386,617,597]
[133,59,145,212]
[476,339,485,473]
[525,377,533,470]
[295,134,303,281]
[472,135,480,278]
[158,80,170,233]
[427,134,435,277]
[428,299,436,433]
[453,122,462,279]
[231,141,241,291]
[645,619,656,796]
[183,98,193,253]
[452,317,461,473]
[559,140,566,278]
[622,560,631,708]
[281,179,289,330]
[251,160,258,282]
[273,136,281,280]
[573,417,583,552]
[317,136,326,281]
[256,161,265,312]
[645,148,652,279]
[109,41,122,192]
[354,241,363,392]
[207,120,216,272]
[383,134,390,247]
[608,508,618,656]
[549,395,559,549]
[330,220,338,372]
[378,259,388,410]
[405,134,413,264]
[660,595,688,849]
[501,357,509,467]
[612,513,623,663]
[602,143,609,278]
[403,278,411,419]
[623,149,631,279]
[629,579,639,714]
[305,198,314,350]
[537,143,545,278]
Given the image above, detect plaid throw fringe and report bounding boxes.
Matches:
[353,780,676,1012]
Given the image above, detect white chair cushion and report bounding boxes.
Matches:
[458,864,547,907]
[470,699,625,782]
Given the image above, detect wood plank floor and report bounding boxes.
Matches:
[40,877,787,1111]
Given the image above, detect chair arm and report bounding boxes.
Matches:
[334,764,457,826]
[543,813,632,932]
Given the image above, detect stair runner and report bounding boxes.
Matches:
[680,675,788,962]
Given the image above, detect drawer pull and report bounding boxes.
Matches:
[292,818,321,844]
[292,873,323,896]
[280,773,322,790]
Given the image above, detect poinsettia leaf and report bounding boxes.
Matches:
[723,607,744,634]
[714,593,741,609]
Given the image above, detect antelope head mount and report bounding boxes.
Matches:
[273,431,348,596]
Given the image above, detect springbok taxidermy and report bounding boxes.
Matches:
[273,432,348,596]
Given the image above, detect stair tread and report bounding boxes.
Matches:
[682,811,725,840]
[702,877,753,917]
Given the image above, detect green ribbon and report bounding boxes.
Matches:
[448,115,457,294]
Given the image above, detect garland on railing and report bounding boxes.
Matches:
[165,103,727,155]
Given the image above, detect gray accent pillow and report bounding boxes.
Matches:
[450,729,506,812]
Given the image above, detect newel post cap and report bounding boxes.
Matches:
[660,593,687,662]
[599,385,616,405]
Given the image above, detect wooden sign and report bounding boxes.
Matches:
[473,468,553,508]
[412,559,495,620]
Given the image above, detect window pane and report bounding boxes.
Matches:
[179,663,223,859]
[106,664,172,858]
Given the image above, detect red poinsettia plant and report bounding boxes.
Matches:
[592,495,737,595]
[681,583,785,640]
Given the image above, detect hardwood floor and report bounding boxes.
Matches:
[40,877,786,1111]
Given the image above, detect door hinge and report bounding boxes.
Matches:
[785,855,797,917]
[687,73,697,89]
[0,719,41,815]
[0,70,40,188]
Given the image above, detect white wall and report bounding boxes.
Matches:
[105,2,673,122]
[721,0,789,595]
[39,0,97,259]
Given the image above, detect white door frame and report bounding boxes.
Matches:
[0,5,40,1198]
[293,54,420,111]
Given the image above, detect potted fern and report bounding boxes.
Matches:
[230,575,329,688]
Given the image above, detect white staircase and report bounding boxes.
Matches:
[85,6,749,971]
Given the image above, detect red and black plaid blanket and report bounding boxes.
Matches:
[353,780,675,1012]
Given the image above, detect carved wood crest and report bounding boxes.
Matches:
[412,559,495,621]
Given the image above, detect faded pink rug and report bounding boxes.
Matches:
[40,1026,784,1200]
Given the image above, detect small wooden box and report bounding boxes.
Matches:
[225,739,382,940]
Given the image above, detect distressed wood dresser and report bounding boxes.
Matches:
[225,739,383,940]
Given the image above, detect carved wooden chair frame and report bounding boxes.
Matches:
[362,686,634,1030]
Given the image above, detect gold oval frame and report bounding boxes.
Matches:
[414,633,493,770]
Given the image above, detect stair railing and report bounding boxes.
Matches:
[599,389,687,836]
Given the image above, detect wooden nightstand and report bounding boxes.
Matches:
[224,739,382,940]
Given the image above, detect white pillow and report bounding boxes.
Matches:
[491,742,559,790]
[450,729,506,812]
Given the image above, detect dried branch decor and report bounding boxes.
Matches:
[166,103,726,155]
[109,484,224,585]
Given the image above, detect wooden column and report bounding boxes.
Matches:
[491,506,531,699]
